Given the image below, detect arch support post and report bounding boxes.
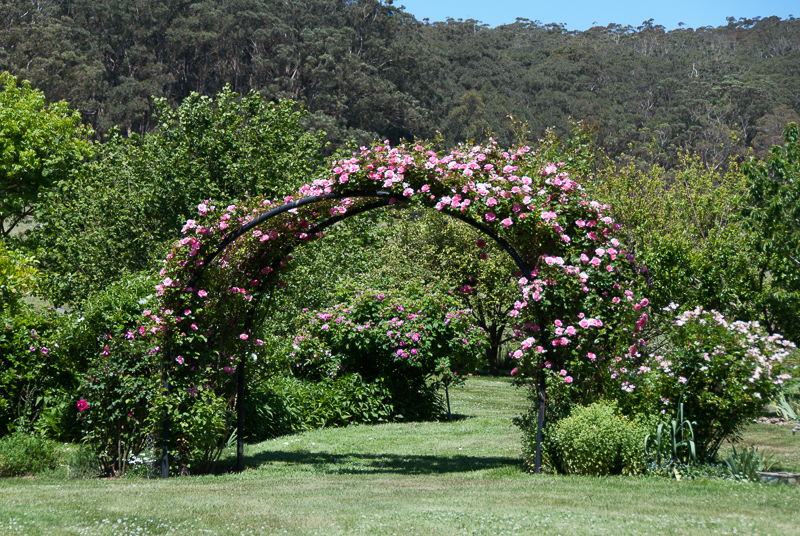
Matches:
[236,357,245,472]
[534,371,546,474]
[161,342,171,479]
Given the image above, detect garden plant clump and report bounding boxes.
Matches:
[290,285,486,420]
[549,401,649,476]
[629,306,795,461]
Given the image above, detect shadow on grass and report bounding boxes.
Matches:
[439,413,470,422]
[218,449,519,476]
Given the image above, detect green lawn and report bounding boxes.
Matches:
[719,423,800,473]
[2,377,799,535]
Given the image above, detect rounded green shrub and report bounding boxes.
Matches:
[551,401,647,476]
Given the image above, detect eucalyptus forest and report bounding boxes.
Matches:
[1,0,798,165]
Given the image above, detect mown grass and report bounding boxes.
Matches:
[718,423,800,472]
[1,377,799,535]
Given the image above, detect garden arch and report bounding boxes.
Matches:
[147,141,649,478]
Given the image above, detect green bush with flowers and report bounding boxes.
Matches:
[0,305,77,438]
[289,285,486,420]
[59,274,160,476]
[620,306,795,461]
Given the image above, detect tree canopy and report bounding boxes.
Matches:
[0,72,94,237]
[0,2,797,166]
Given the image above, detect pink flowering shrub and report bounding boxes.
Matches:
[290,286,485,419]
[620,306,795,460]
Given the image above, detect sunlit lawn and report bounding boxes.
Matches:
[1,377,799,535]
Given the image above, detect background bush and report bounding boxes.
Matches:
[0,305,75,437]
[244,374,394,442]
[289,285,486,421]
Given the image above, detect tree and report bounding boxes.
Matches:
[0,72,94,237]
[593,152,756,320]
[743,122,800,342]
[33,87,327,305]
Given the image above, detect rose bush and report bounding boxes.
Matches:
[290,285,486,419]
[618,306,795,460]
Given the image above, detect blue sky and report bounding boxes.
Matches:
[394,0,796,31]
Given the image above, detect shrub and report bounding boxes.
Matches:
[245,374,394,442]
[623,306,795,460]
[549,401,648,476]
[63,273,160,476]
[290,285,485,420]
[0,305,76,437]
[0,432,60,477]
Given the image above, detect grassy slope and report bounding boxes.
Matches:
[1,377,799,535]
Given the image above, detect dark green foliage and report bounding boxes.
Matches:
[0,432,60,477]
[742,123,800,342]
[631,308,793,461]
[1,3,798,164]
[244,374,394,442]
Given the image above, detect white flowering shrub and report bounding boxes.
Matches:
[621,306,795,460]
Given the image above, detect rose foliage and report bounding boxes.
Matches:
[622,306,795,460]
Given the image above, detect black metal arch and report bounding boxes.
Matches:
[163,191,546,478]
[186,190,531,289]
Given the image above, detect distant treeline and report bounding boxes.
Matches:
[1,0,798,166]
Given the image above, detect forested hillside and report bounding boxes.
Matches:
[1,0,798,166]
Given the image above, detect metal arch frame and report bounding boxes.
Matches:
[188,190,532,286]
[163,190,547,477]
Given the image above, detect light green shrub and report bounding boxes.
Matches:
[551,401,647,476]
[0,432,60,477]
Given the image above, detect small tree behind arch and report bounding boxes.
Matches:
[131,137,650,475]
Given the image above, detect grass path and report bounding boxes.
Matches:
[2,377,799,535]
